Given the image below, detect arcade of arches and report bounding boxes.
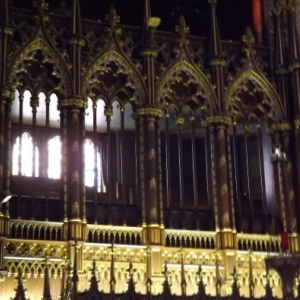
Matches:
[2,0,300,299]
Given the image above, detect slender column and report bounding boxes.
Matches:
[271,132,287,233]
[191,117,199,229]
[30,96,39,220]
[146,115,159,225]
[93,101,98,224]
[279,124,298,250]
[205,125,213,229]
[133,113,146,226]
[105,106,113,224]
[136,114,145,226]
[80,109,86,228]
[17,94,23,219]
[157,120,164,227]
[164,115,172,228]
[208,125,219,232]
[243,125,254,232]
[232,124,242,231]
[256,125,268,232]
[59,99,86,241]
[61,108,68,225]
[120,107,126,225]
[227,126,236,231]
[176,116,185,228]
[207,116,234,249]
[0,0,12,237]
[139,109,163,245]
[3,92,13,227]
[45,96,50,221]
[141,14,164,245]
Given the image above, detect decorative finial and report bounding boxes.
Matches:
[176,15,189,37]
[106,5,120,27]
[243,27,255,49]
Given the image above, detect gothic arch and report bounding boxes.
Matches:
[156,61,217,115]
[225,69,284,122]
[8,39,72,96]
[82,51,146,105]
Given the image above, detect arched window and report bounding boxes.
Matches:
[12,132,39,177]
[84,139,104,192]
[48,135,61,179]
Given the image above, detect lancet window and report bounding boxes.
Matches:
[12,132,39,177]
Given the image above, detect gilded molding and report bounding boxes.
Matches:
[209,58,226,67]
[221,184,228,196]
[0,27,13,35]
[72,141,79,152]
[1,89,14,100]
[72,171,79,183]
[141,48,158,57]
[104,107,113,117]
[149,149,155,160]
[68,37,86,47]
[176,116,184,125]
[137,107,162,117]
[59,97,87,109]
[206,115,232,125]
[149,178,157,189]
[274,122,292,131]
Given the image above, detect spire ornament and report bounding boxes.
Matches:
[243,28,256,50]
[106,5,120,28]
[175,16,189,39]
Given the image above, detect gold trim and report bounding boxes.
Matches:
[59,97,87,109]
[206,115,232,125]
[137,107,162,117]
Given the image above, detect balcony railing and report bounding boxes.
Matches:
[9,219,63,241]
[165,229,216,248]
[237,233,281,252]
[86,224,142,245]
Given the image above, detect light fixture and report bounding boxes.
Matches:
[0,190,12,204]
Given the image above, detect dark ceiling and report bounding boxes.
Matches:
[12,0,253,41]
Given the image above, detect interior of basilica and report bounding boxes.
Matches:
[1,0,300,299]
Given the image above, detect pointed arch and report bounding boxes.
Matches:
[225,70,284,122]
[8,39,72,95]
[82,51,146,104]
[156,61,217,114]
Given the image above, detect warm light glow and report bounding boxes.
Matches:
[48,135,61,179]
[12,132,39,177]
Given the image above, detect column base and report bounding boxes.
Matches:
[142,225,165,246]
[63,219,86,241]
[216,229,236,249]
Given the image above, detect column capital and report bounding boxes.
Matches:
[59,97,87,110]
[136,106,162,117]
[206,115,232,126]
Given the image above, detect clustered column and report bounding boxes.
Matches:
[59,98,87,241]
[207,116,235,249]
